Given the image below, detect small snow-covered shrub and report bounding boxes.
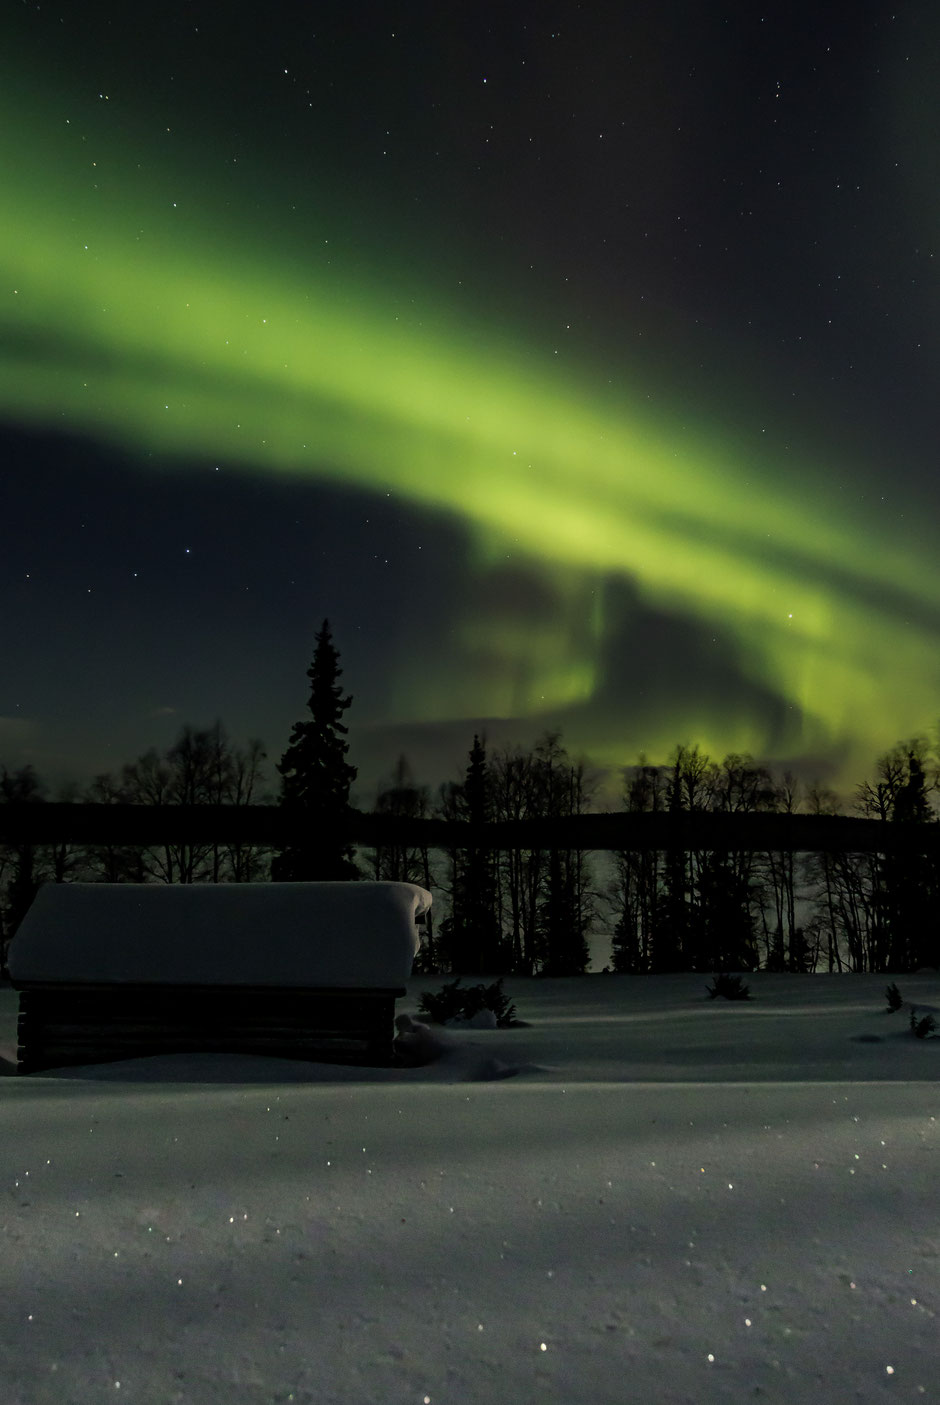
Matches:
[884,982,904,1013]
[706,972,752,1001]
[419,977,517,1027]
[909,1008,937,1039]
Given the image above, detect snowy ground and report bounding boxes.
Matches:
[1,972,938,1404]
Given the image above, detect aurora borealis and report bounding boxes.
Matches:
[2,3,939,796]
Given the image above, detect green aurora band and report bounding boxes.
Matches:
[3,79,940,779]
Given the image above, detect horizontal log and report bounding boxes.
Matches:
[2,804,940,853]
[15,983,404,1005]
[16,1039,394,1074]
[18,1032,378,1051]
[16,983,404,999]
[18,992,395,1029]
[19,1017,384,1038]
[19,1029,379,1047]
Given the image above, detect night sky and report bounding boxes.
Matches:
[2,1,939,803]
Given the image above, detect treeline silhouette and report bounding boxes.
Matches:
[2,623,938,977]
[607,742,938,976]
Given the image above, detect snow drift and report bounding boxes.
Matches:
[1,971,937,1404]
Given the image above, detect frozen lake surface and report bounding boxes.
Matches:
[1,971,937,1403]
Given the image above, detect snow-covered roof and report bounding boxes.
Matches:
[8,882,430,987]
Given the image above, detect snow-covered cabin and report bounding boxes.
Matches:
[9,881,430,1074]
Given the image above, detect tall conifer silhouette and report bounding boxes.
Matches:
[273,620,359,881]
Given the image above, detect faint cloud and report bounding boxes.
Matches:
[148,706,179,718]
[0,715,38,765]
[0,715,36,741]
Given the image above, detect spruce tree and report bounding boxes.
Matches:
[453,735,503,973]
[272,620,359,881]
[533,733,593,976]
[653,753,691,971]
[882,751,936,970]
[611,759,667,972]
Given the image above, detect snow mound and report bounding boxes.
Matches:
[394,1013,543,1080]
[444,1007,498,1030]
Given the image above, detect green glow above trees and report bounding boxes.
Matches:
[2,74,939,778]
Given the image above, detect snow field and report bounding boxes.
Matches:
[1,973,938,1404]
